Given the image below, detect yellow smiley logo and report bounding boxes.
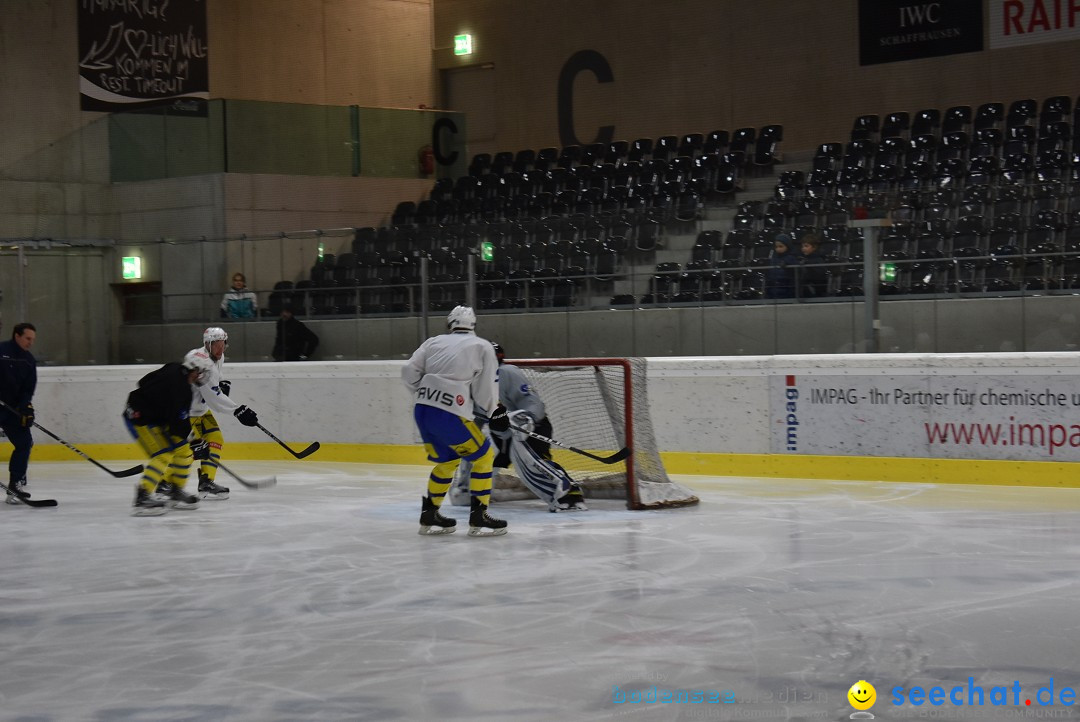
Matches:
[847,680,876,710]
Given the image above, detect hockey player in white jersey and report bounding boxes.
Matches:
[450,342,587,512]
[180,328,260,500]
[402,305,506,536]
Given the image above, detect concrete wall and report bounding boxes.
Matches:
[432,0,1080,153]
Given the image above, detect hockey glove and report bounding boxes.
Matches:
[234,405,258,427]
[218,379,231,396]
[507,409,535,433]
[190,439,211,460]
[488,404,509,432]
[19,403,34,427]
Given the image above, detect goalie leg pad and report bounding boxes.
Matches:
[507,435,576,506]
[447,459,472,507]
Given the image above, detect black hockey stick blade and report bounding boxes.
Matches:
[216,462,277,490]
[571,445,632,465]
[0,400,143,478]
[255,423,320,459]
[0,482,57,508]
[510,423,632,465]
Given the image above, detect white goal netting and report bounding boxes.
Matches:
[492,358,699,509]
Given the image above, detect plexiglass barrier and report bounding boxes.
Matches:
[106,100,467,181]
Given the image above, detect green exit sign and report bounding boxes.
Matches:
[454,34,473,55]
[122,256,142,280]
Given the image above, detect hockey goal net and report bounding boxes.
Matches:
[493,357,699,510]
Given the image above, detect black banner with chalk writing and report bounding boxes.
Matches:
[78,0,209,114]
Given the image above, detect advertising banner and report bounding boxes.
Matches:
[78,0,209,114]
[988,0,1080,49]
[773,372,1080,461]
[859,0,984,65]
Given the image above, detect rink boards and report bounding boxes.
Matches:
[14,353,1080,487]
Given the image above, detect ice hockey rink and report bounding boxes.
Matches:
[4,462,1080,722]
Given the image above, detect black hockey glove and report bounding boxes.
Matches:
[488,404,509,432]
[234,405,258,427]
[218,379,231,396]
[190,439,211,460]
[19,403,34,427]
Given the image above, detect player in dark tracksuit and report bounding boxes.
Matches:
[123,356,213,515]
[0,323,38,504]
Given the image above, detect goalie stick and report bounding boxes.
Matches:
[0,481,57,508]
[0,400,143,478]
[255,422,320,459]
[216,461,277,490]
[508,422,631,465]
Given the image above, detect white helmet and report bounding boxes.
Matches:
[447,305,476,331]
[182,349,215,385]
[203,327,228,356]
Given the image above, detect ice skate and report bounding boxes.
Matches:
[198,472,230,500]
[5,478,27,505]
[418,496,456,535]
[132,485,168,516]
[157,481,199,510]
[468,496,507,536]
[550,486,588,512]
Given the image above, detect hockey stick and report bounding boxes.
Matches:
[508,423,631,465]
[0,481,57,507]
[0,400,143,478]
[216,462,277,490]
[255,422,320,459]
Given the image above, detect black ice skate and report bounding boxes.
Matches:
[418,496,457,535]
[4,477,27,505]
[198,472,230,500]
[468,496,507,536]
[132,485,168,516]
[157,481,199,510]
[550,486,588,512]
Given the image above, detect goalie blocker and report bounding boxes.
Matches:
[481,357,697,510]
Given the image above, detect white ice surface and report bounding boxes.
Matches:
[4,463,1080,721]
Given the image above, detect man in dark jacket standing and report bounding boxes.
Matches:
[272,306,319,361]
[0,323,37,504]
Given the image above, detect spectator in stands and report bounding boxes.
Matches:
[797,234,830,298]
[220,272,257,319]
[765,233,798,299]
[272,305,319,361]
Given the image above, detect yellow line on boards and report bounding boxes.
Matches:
[10,444,1077,488]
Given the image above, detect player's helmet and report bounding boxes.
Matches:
[491,341,505,364]
[203,327,228,355]
[182,349,215,385]
[447,305,476,331]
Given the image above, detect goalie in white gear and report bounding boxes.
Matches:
[450,341,587,512]
[178,328,261,500]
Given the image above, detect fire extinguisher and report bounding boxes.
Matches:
[419,145,435,176]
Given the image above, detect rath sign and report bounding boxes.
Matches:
[989,0,1080,48]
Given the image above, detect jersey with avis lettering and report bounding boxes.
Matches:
[402,330,498,421]
[498,363,546,419]
[186,348,241,417]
